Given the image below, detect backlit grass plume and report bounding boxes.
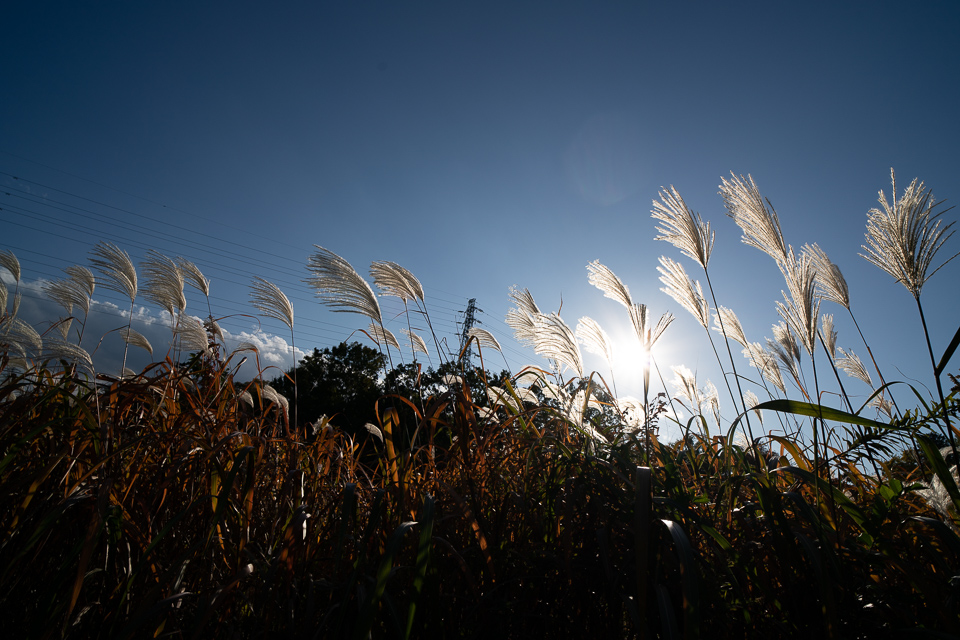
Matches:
[712,307,748,348]
[532,313,583,378]
[89,241,138,374]
[141,250,186,319]
[776,248,821,356]
[861,169,958,300]
[250,276,297,427]
[0,249,21,283]
[370,260,424,303]
[250,277,294,330]
[89,242,137,303]
[306,246,382,324]
[720,173,788,265]
[364,322,401,352]
[467,327,502,353]
[402,328,430,358]
[652,185,714,269]
[587,260,633,308]
[657,256,709,329]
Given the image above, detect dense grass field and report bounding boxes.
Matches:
[2,171,959,638]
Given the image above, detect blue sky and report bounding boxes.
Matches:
[3,1,959,440]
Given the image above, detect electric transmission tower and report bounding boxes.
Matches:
[456,298,481,364]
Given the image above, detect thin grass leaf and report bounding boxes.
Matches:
[935,322,960,377]
[732,399,897,432]
[404,495,435,640]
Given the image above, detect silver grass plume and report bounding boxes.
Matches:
[89,242,137,303]
[805,243,849,309]
[364,322,401,351]
[720,173,788,265]
[587,261,633,308]
[743,342,786,394]
[261,384,289,419]
[45,266,95,316]
[488,386,521,413]
[505,286,541,348]
[177,258,210,297]
[120,327,154,355]
[0,282,6,314]
[658,256,709,329]
[11,292,20,318]
[576,316,614,364]
[712,307,748,348]
[43,339,94,373]
[56,318,73,341]
[917,465,959,524]
[671,365,703,414]
[629,304,674,352]
[861,169,958,299]
[651,185,714,269]
[0,250,21,282]
[768,322,802,390]
[467,327,502,353]
[235,341,260,354]
[776,248,820,355]
[364,423,384,443]
[174,317,210,355]
[1,316,42,358]
[821,313,837,360]
[704,381,721,426]
[207,319,224,343]
[141,251,186,318]
[836,347,872,387]
[869,394,895,420]
[370,261,424,302]
[509,286,541,316]
[250,277,294,330]
[744,390,764,425]
[305,246,381,323]
[402,328,429,356]
[533,313,583,378]
[616,396,645,431]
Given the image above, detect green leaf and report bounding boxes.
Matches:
[935,322,960,377]
[733,399,897,431]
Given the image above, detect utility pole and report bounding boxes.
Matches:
[456,298,481,364]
